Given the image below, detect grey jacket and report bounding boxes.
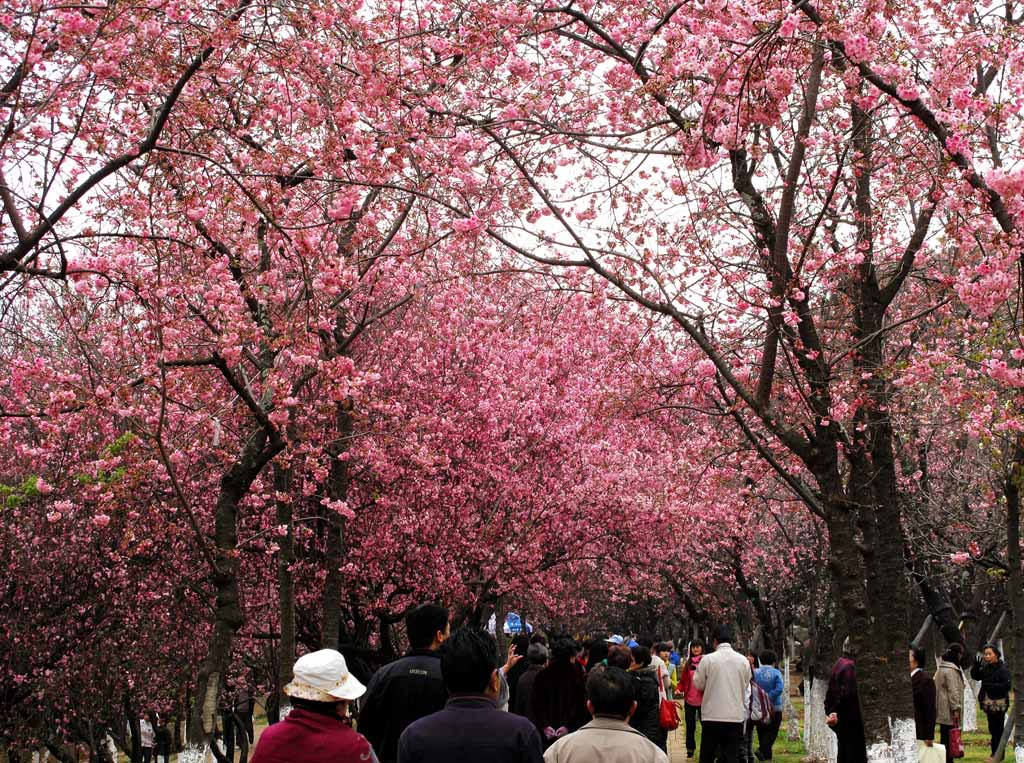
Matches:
[934,659,964,726]
[543,717,669,763]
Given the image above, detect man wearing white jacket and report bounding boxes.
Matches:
[693,625,752,763]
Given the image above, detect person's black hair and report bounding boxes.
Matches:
[654,642,672,654]
[527,643,549,665]
[291,697,343,716]
[713,624,736,644]
[942,642,965,663]
[440,627,498,694]
[551,636,578,662]
[630,644,652,667]
[589,663,634,716]
[406,603,449,650]
[607,645,633,670]
[689,641,705,653]
[530,632,549,646]
[637,635,655,649]
[587,641,609,668]
[586,666,636,718]
[760,650,777,666]
[910,645,927,670]
[982,642,1002,659]
[512,634,531,654]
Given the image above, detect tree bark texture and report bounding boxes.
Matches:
[321,402,353,650]
[274,464,296,717]
[184,427,283,756]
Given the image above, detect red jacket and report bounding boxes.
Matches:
[250,708,374,763]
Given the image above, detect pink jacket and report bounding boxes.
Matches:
[678,655,705,707]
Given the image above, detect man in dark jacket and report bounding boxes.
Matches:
[397,627,544,763]
[514,643,549,717]
[910,646,937,745]
[359,603,450,763]
[507,634,533,711]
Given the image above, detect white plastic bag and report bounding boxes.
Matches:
[918,741,947,763]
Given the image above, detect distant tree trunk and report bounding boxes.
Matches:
[911,566,963,646]
[1004,439,1024,760]
[321,402,353,650]
[183,427,283,759]
[274,463,296,719]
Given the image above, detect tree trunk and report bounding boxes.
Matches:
[182,428,283,761]
[274,463,296,719]
[321,402,353,650]
[1004,439,1024,763]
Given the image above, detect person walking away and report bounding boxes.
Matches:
[396,627,543,763]
[507,634,533,711]
[677,642,705,759]
[753,650,785,761]
[587,640,609,672]
[738,649,757,763]
[250,649,374,763]
[935,644,965,763]
[515,643,550,717]
[969,643,1012,761]
[825,642,867,763]
[139,715,155,763]
[153,714,171,763]
[910,646,938,756]
[629,644,668,752]
[693,625,751,763]
[543,666,669,763]
[359,603,450,763]
[529,637,590,748]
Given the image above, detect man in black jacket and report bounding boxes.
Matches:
[397,627,544,763]
[910,646,937,745]
[359,603,450,763]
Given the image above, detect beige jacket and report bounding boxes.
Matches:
[543,717,669,763]
[692,643,752,723]
[934,659,965,726]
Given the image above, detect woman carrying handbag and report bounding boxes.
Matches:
[935,644,966,763]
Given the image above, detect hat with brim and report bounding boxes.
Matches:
[283,649,366,702]
[605,635,625,645]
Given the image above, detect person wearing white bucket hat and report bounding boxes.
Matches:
[250,649,378,763]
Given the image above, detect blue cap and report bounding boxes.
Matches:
[627,639,640,648]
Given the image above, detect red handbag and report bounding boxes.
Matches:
[949,727,964,759]
[656,664,680,730]
[659,698,680,730]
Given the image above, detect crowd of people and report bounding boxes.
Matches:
[249,605,1016,763]
[250,607,793,763]
[823,640,1013,763]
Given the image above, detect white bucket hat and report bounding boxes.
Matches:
[283,649,366,702]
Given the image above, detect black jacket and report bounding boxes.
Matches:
[911,670,937,741]
[629,667,665,748]
[513,665,544,717]
[359,649,446,763]
[397,695,544,763]
[528,659,589,743]
[970,659,1012,701]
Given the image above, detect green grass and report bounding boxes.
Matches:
[684,696,1009,763]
